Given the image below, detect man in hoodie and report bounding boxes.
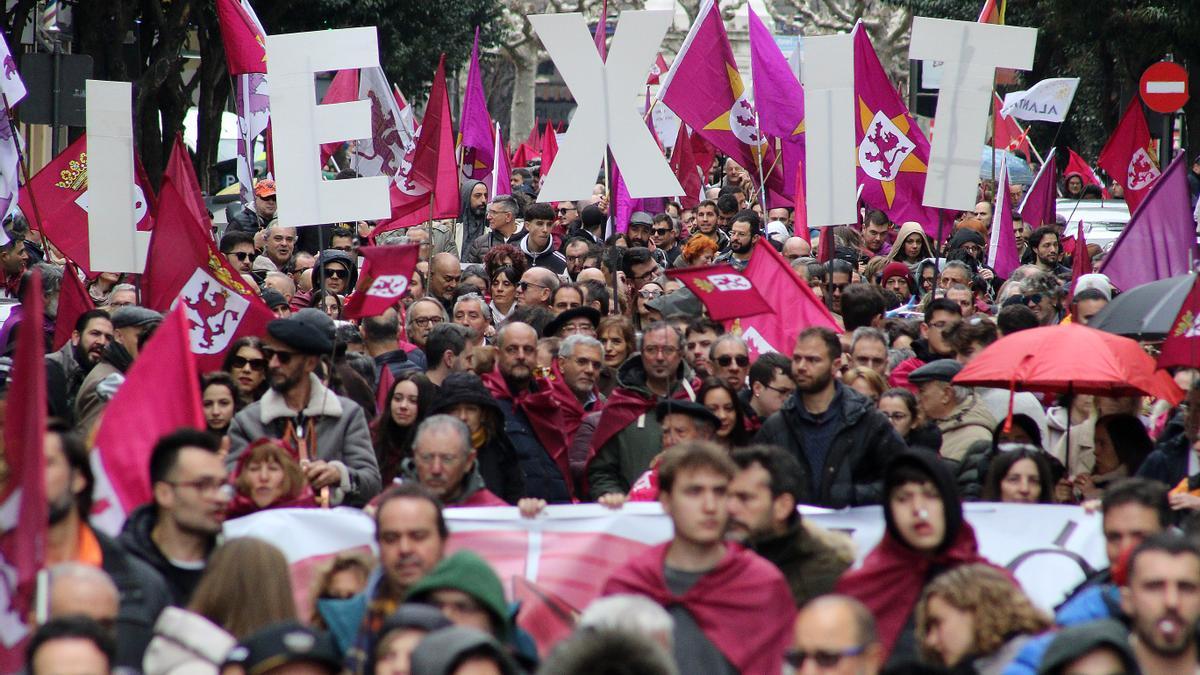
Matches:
[119,429,228,606]
[315,249,357,296]
[74,306,162,434]
[402,415,507,507]
[727,445,853,607]
[908,359,996,463]
[513,202,566,274]
[755,327,905,507]
[588,322,696,501]
[452,181,489,259]
[225,311,382,506]
[406,551,512,642]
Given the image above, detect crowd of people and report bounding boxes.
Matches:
[8,154,1200,675]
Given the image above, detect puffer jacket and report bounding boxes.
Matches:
[142,607,236,675]
[494,394,572,503]
[95,527,173,670]
[755,382,907,507]
[934,393,997,463]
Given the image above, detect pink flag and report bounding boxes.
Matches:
[749,6,804,199]
[853,24,942,239]
[51,261,94,351]
[666,263,773,321]
[215,0,267,75]
[217,0,270,205]
[540,121,558,177]
[1099,154,1197,292]
[594,0,608,60]
[1069,220,1093,296]
[1158,275,1200,370]
[343,245,421,319]
[493,124,513,198]
[1066,148,1105,192]
[460,27,496,184]
[725,239,840,358]
[1019,146,1058,228]
[659,0,761,178]
[987,156,1021,279]
[142,170,274,372]
[668,125,702,209]
[1099,98,1160,211]
[0,270,46,672]
[646,52,669,85]
[90,304,205,535]
[320,69,360,167]
[793,158,809,239]
[164,134,210,230]
[409,55,460,220]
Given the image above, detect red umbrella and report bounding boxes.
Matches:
[953,324,1184,406]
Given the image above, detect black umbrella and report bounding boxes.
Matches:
[1088,273,1195,341]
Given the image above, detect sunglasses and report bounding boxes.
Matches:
[323,267,349,279]
[557,208,574,215]
[230,251,252,261]
[261,347,297,364]
[230,356,267,371]
[716,354,750,368]
[1014,293,1043,305]
[518,281,546,291]
[651,228,672,235]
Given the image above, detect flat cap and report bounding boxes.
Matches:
[266,311,334,355]
[907,358,963,384]
[111,306,163,330]
[260,288,289,309]
[655,399,721,428]
[544,306,601,337]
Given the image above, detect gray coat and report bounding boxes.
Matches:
[226,374,382,506]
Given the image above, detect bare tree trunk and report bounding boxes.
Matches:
[510,40,538,146]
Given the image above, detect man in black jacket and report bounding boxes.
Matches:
[755,327,906,507]
[43,421,170,670]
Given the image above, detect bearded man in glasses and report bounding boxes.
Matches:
[226,310,382,507]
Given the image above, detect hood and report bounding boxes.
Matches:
[409,626,517,675]
[315,249,359,292]
[938,393,995,434]
[460,179,486,216]
[947,227,985,252]
[615,354,687,396]
[118,503,168,568]
[990,412,1041,449]
[404,551,510,640]
[429,372,503,418]
[459,180,488,256]
[143,607,237,674]
[887,222,934,262]
[883,450,962,555]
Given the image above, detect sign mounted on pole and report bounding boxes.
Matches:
[1140,61,1189,114]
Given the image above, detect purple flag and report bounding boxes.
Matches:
[460,27,495,183]
[1099,154,1198,291]
[987,155,1021,279]
[492,123,511,198]
[748,6,803,199]
[1019,147,1058,228]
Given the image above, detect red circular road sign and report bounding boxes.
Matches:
[1140,61,1190,113]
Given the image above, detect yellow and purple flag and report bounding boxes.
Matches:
[748,6,803,201]
[459,27,495,184]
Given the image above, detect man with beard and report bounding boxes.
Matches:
[118,429,228,606]
[1029,225,1070,276]
[226,311,382,506]
[219,230,257,276]
[74,306,162,434]
[455,181,489,259]
[755,327,904,507]
[727,445,852,607]
[315,249,357,296]
[482,322,573,502]
[1121,534,1200,675]
[563,236,600,281]
[693,200,730,250]
[46,309,113,425]
[43,421,170,668]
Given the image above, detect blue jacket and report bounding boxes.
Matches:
[496,397,572,503]
[1137,431,1189,489]
[1003,585,1123,675]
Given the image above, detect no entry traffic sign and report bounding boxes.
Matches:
[1140,61,1190,113]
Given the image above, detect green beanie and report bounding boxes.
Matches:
[404,550,509,640]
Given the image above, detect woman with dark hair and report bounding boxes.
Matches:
[1075,413,1154,500]
[698,378,749,449]
[981,446,1056,504]
[488,266,520,327]
[371,372,437,485]
[428,372,525,503]
[878,388,941,453]
[958,414,1062,501]
[200,372,240,437]
[311,289,343,320]
[222,336,268,403]
[886,221,936,270]
[483,243,529,282]
[597,315,635,396]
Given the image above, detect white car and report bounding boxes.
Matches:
[1054,199,1131,253]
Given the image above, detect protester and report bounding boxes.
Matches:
[427,372,524,503]
[401,415,510,507]
[742,352,793,431]
[222,336,269,404]
[791,595,883,675]
[225,438,319,517]
[1036,619,1138,675]
[45,309,113,425]
[373,372,437,485]
[226,179,277,234]
[708,334,749,394]
[363,310,421,380]
[487,265,521,326]
[408,626,519,675]
[603,442,797,673]
[25,616,116,675]
[1120,534,1200,675]
[222,621,342,675]
[200,372,239,437]
[74,305,162,433]
[370,604,453,675]
[907,359,996,463]
[980,445,1057,504]
[698,378,749,449]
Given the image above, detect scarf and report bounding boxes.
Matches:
[480,365,574,500]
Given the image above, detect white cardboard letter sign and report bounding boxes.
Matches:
[530,11,682,202]
[267,27,390,227]
[85,80,149,274]
[909,17,1036,210]
[801,34,857,226]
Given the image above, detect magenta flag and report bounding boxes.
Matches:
[749,6,804,199]
[987,156,1021,279]
[666,263,773,321]
[1019,146,1058,228]
[1099,98,1160,212]
[1099,154,1198,292]
[460,27,495,183]
[853,24,942,238]
[343,245,421,319]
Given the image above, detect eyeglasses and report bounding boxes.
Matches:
[261,347,297,364]
[557,208,574,215]
[413,316,443,327]
[639,289,662,299]
[1012,294,1043,306]
[715,354,749,368]
[230,251,252,261]
[785,645,867,669]
[230,356,267,371]
[518,281,546,291]
[323,267,349,279]
[764,384,794,397]
[632,268,659,283]
[164,477,227,496]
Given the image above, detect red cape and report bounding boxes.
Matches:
[589,379,694,455]
[481,366,575,500]
[602,542,796,673]
[455,487,509,507]
[834,522,1003,659]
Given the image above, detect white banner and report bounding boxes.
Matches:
[1001,77,1080,123]
[225,502,1105,617]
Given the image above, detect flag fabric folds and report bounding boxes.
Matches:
[0,32,26,238]
[987,156,1021,279]
[1159,275,1200,370]
[666,262,773,321]
[669,125,702,209]
[459,27,496,184]
[748,6,804,201]
[51,261,94,351]
[216,0,270,206]
[1099,98,1161,212]
[1065,149,1106,193]
[1069,220,1093,295]
[343,244,421,319]
[1000,78,1079,123]
[319,69,359,168]
[1019,147,1058,228]
[992,94,1031,162]
[1099,155,1197,292]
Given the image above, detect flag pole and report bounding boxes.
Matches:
[752,112,768,212]
[491,122,501,199]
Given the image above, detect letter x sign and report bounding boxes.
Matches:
[530,11,683,202]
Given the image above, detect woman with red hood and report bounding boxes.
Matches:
[225,438,322,519]
[836,450,1011,667]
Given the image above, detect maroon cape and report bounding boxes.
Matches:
[481,366,575,500]
[455,487,508,507]
[588,379,695,456]
[834,522,1002,659]
[603,542,796,673]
